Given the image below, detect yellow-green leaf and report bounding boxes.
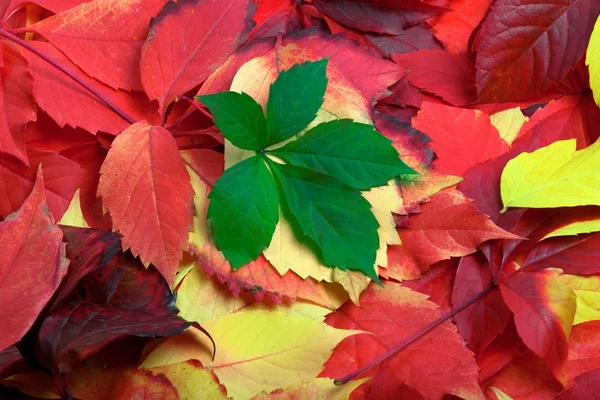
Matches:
[140,310,363,400]
[587,15,600,106]
[490,386,514,400]
[542,218,600,240]
[58,189,89,228]
[250,378,369,400]
[559,274,600,325]
[151,360,230,400]
[501,139,600,211]
[490,107,527,145]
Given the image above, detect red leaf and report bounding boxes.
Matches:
[24,112,95,153]
[366,25,442,55]
[37,252,193,374]
[568,321,600,383]
[0,41,35,165]
[312,0,447,35]
[483,349,563,399]
[392,50,477,106]
[0,167,68,353]
[25,0,169,91]
[474,0,600,102]
[520,233,600,275]
[180,149,224,187]
[400,259,456,312]
[320,284,484,400]
[557,369,600,400]
[431,0,492,53]
[0,148,86,220]
[499,269,576,385]
[397,189,519,271]
[452,253,511,356]
[23,42,159,134]
[98,121,193,286]
[0,346,24,379]
[412,102,509,176]
[140,0,255,117]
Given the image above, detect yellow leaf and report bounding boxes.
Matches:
[500,139,600,211]
[542,218,600,240]
[58,189,89,228]
[176,264,343,324]
[490,107,527,145]
[151,360,230,400]
[587,15,600,106]
[140,310,362,400]
[489,386,514,400]
[250,378,369,400]
[559,274,600,325]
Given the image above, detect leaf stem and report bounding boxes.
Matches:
[167,96,214,130]
[334,284,495,386]
[0,29,136,125]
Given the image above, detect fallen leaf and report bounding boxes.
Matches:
[558,274,600,325]
[490,107,527,146]
[432,0,492,53]
[251,378,368,400]
[0,167,67,353]
[556,369,600,400]
[98,121,194,286]
[587,15,600,105]
[150,360,230,400]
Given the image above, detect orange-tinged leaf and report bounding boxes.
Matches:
[320,284,485,400]
[140,0,255,116]
[98,121,193,286]
[0,167,68,352]
[499,269,576,385]
[412,102,509,177]
[250,378,369,400]
[141,309,361,400]
[25,0,169,91]
[68,366,179,399]
[432,0,492,53]
[396,189,520,271]
[150,360,230,400]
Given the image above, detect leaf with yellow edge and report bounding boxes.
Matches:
[150,360,230,400]
[176,264,346,324]
[140,310,363,400]
[57,189,89,228]
[489,386,514,400]
[250,378,369,400]
[490,107,527,145]
[501,139,600,211]
[587,16,600,106]
[559,274,600,325]
[543,218,600,240]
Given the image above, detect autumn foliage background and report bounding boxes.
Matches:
[1,0,600,399]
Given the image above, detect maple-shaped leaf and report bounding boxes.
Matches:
[474,0,600,102]
[141,309,360,400]
[150,360,230,400]
[320,283,485,400]
[413,102,509,176]
[499,269,576,385]
[22,42,159,134]
[66,366,179,399]
[36,251,194,374]
[140,0,255,117]
[312,0,447,35]
[0,41,35,165]
[391,50,477,106]
[0,148,86,220]
[0,167,68,353]
[23,0,168,91]
[251,378,368,400]
[431,0,492,53]
[395,189,519,271]
[98,121,193,286]
[452,253,511,356]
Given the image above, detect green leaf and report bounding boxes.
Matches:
[270,119,416,190]
[267,159,380,280]
[208,155,279,268]
[197,92,267,151]
[266,59,328,146]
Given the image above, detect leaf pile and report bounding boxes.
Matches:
[1,0,600,399]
